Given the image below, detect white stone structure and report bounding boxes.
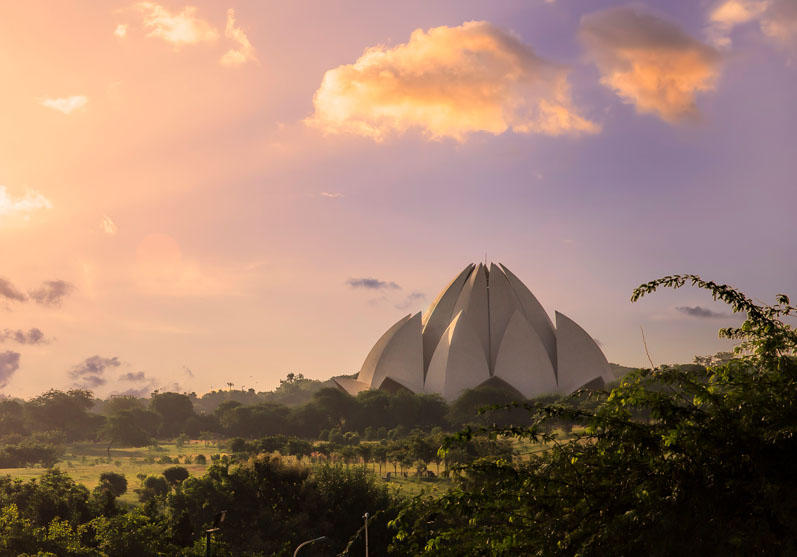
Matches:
[336,263,612,401]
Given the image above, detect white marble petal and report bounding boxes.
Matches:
[424,310,490,401]
[370,312,424,393]
[450,263,490,365]
[332,377,371,396]
[555,311,611,393]
[494,310,558,398]
[357,314,412,387]
[421,263,474,376]
[499,263,557,374]
[487,263,520,372]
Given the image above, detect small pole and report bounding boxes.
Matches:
[205,510,227,557]
[363,512,369,557]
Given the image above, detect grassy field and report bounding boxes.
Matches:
[0,441,217,506]
[0,440,455,504]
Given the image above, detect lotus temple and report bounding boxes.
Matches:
[335,262,612,401]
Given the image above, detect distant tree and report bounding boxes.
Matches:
[162,466,189,485]
[311,388,356,429]
[447,383,528,428]
[284,438,313,460]
[98,472,127,498]
[229,437,251,454]
[26,390,102,441]
[102,395,145,416]
[150,392,195,437]
[136,475,169,502]
[0,399,28,436]
[105,407,161,447]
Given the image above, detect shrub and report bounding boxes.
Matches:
[162,466,189,485]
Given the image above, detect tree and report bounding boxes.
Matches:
[98,472,127,498]
[447,382,528,428]
[163,466,189,485]
[136,475,169,503]
[391,276,797,555]
[26,390,101,441]
[150,392,195,437]
[105,407,161,447]
[102,395,144,416]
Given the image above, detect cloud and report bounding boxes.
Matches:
[307,20,598,141]
[708,0,797,50]
[346,277,401,290]
[0,278,27,302]
[0,186,52,218]
[676,305,729,318]
[41,95,88,115]
[580,6,721,122]
[183,366,194,378]
[320,192,344,199]
[0,328,47,345]
[100,215,118,235]
[134,2,218,47]
[707,0,769,47]
[28,280,75,307]
[114,23,128,38]
[70,355,121,388]
[220,8,257,67]
[119,371,147,382]
[395,291,426,310]
[760,0,797,48]
[0,351,20,388]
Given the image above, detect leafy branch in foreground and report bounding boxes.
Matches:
[632,274,796,365]
[390,276,797,556]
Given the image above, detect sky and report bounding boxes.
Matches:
[1,0,795,398]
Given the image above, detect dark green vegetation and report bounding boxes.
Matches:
[1,275,795,555]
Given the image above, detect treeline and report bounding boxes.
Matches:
[0,379,592,454]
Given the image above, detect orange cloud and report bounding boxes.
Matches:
[581,7,721,123]
[707,1,768,47]
[0,186,52,218]
[100,215,118,236]
[707,0,797,50]
[41,95,88,114]
[307,21,598,141]
[134,2,218,47]
[220,9,257,67]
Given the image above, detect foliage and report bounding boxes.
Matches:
[150,392,195,438]
[163,466,189,485]
[26,390,102,442]
[136,475,170,503]
[390,276,797,555]
[0,469,92,528]
[0,436,63,468]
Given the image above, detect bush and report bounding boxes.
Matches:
[98,472,127,497]
[162,466,189,485]
[135,475,169,502]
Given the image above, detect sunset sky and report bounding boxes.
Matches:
[1,0,795,398]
